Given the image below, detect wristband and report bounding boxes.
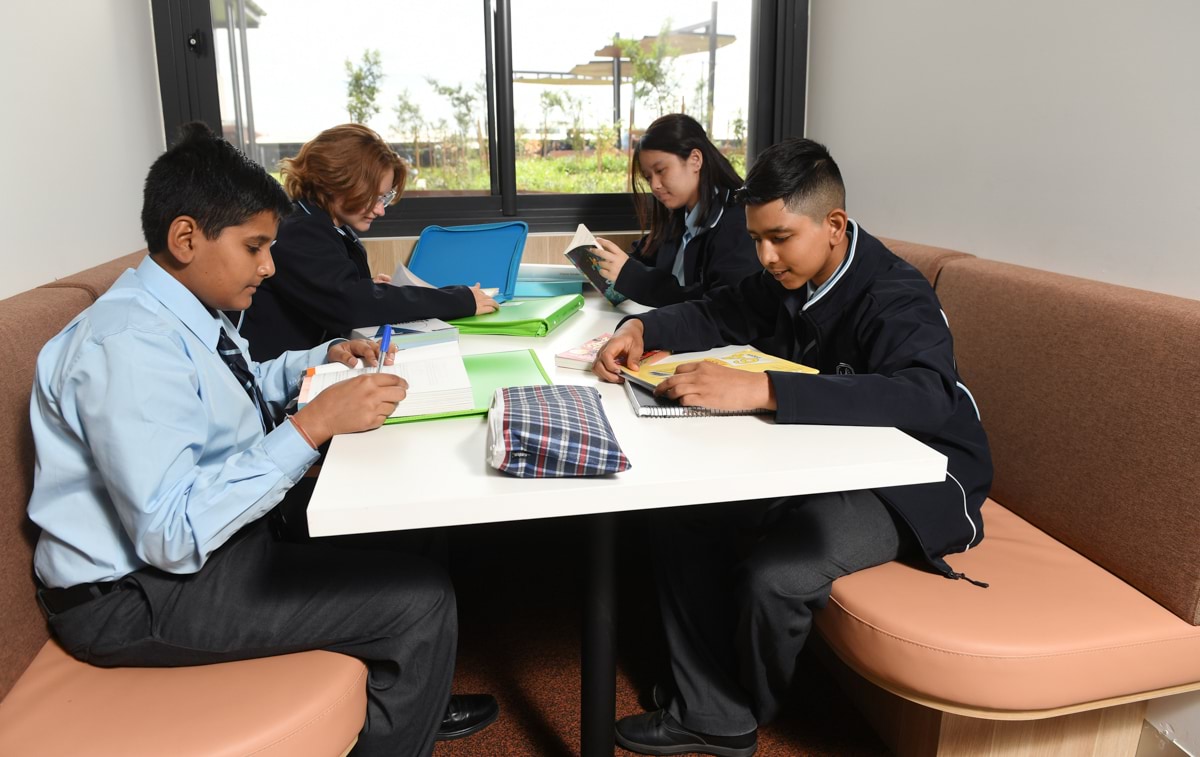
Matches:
[288,414,318,450]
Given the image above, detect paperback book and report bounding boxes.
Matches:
[555,332,611,370]
[555,333,670,372]
[561,224,627,306]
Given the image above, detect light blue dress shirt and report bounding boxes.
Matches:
[29,256,327,588]
[671,201,707,285]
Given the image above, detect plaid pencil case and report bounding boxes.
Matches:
[486,385,631,478]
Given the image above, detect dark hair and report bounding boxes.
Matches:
[736,138,846,221]
[141,122,292,255]
[280,123,406,215]
[630,114,743,260]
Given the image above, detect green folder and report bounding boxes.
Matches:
[385,349,551,424]
[448,294,584,336]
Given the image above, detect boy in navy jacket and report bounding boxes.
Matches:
[595,138,991,757]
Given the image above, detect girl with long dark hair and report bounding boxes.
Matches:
[590,114,760,307]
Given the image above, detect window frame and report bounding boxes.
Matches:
[149,0,808,237]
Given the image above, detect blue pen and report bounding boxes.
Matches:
[376,324,392,373]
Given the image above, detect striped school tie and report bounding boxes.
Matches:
[216,328,275,432]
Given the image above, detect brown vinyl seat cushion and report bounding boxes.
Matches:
[815,499,1200,713]
[0,641,366,756]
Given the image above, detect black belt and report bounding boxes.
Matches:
[36,580,122,616]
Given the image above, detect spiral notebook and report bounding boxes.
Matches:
[622,379,771,418]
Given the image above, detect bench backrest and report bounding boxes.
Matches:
[0,252,144,698]
[878,237,974,287]
[934,256,1200,625]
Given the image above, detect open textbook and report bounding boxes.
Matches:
[298,344,550,424]
[298,342,474,421]
[619,348,817,418]
[561,224,627,306]
[621,348,818,390]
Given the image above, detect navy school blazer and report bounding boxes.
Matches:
[631,221,993,578]
[614,191,761,307]
[239,200,475,361]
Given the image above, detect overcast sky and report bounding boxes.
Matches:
[214,0,752,143]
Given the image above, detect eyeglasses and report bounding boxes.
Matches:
[374,188,398,208]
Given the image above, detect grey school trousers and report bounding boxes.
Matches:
[46,516,457,757]
[651,489,905,736]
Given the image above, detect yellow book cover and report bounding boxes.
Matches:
[621,349,817,389]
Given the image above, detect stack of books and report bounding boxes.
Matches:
[555,332,612,370]
[350,318,459,349]
[555,332,669,372]
[514,263,586,297]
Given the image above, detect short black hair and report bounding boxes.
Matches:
[735,138,846,221]
[141,122,291,255]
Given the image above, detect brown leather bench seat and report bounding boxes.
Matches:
[812,244,1200,756]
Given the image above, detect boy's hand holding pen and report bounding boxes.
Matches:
[375,325,392,372]
[325,329,396,370]
[304,326,405,441]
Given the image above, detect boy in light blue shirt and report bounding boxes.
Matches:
[27,123,495,757]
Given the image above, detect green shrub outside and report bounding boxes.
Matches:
[414,150,746,194]
[269,152,748,196]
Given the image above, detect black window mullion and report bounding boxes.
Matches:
[151,0,222,144]
[482,0,499,196]
[748,0,808,163]
[492,0,518,216]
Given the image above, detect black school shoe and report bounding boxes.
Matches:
[615,710,757,757]
[436,694,499,740]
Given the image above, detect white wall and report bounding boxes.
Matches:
[806,0,1200,302]
[0,1,164,299]
[807,2,1200,751]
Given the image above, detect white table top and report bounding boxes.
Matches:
[307,292,948,537]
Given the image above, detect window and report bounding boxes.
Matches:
[509,0,752,195]
[207,0,492,192]
[151,0,806,235]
